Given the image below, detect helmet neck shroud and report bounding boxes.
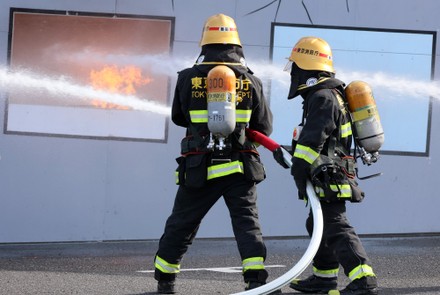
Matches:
[287,62,334,100]
[195,44,250,74]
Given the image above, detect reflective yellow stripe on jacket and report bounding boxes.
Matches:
[315,184,352,199]
[189,110,208,123]
[293,144,320,164]
[236,109,252,123]
[340,122,352,138]
[242,256,265,272]
[155,255,180,274]
[207,160,244,180]
[175,160,244,183]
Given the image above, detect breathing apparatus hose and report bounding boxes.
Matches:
[230,129,324,295]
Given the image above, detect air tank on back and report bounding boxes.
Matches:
[206,65,236,137]
[345,80,384,153]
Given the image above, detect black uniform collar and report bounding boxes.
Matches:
[300,77,345,100]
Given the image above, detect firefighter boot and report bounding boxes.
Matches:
[155,269,176,294]
[289,274,337,293]
[339,276,378,295]
[244,269,282,294]
[157,281,175,294]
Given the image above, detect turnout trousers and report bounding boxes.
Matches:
[306,201,372,278]
[156,173,267,266]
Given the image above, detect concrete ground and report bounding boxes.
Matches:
[0,235,439,295]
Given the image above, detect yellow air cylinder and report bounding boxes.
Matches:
[345,81,384,153]
[206,65,236,137]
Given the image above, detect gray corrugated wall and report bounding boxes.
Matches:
[0,0,439,243]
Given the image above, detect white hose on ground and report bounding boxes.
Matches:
[230,180,324,295]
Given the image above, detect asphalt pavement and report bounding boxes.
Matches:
[0,235,439,295]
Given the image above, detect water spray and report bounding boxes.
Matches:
[0,66,171,115]
[338,69,440,100]
[4,50,438,108]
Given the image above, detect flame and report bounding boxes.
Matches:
[89,65,152,109]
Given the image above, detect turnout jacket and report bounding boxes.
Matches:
[172,45,273,185]
[292,77,358,201]
[294,77,352,160]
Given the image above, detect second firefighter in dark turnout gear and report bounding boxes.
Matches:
[274,37,379,295]
[154,14,280,294]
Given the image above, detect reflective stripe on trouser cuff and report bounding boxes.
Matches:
[313,266,339,278]
[348,264,375,281]
[155,255,180,274]
[293,144,319,164]
[242,257,265,272]
[207,160,244,180]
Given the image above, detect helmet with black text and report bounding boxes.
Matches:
[284,37,335,99]
[199,14,241,46]
[284,36,334,73]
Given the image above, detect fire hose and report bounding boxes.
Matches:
[230,129,324,295]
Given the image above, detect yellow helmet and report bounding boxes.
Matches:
[284,37,334,73]
[200,14,241,46]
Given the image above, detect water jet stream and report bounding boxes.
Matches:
[0,66,171,115]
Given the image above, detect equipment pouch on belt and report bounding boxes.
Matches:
[310,155,365,203]
[180,135,210,154]
[241,152,266,183]
[179,153,208,188]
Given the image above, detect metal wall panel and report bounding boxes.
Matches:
[0,0,439,242]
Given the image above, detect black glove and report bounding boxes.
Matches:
[272,146,291,169]
[291,157,311,199]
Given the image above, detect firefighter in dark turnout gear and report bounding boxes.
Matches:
[154,14,280,294]
[273,37,378,295]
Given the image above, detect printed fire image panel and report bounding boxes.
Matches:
[6,9,173,141]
